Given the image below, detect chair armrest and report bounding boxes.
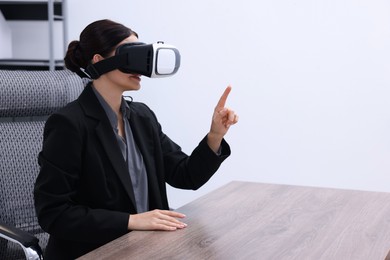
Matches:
[0,221,43,260]
[0,221,38,247]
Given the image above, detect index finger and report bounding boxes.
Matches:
[216,85,232,110]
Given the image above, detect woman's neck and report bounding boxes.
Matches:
[92,80,123,115]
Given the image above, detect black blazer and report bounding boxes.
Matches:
[34,83,230,259]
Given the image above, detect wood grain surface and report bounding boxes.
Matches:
[78,181,390,260]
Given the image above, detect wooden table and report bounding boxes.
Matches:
[78,181,390,260]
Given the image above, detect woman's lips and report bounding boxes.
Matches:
[130,75,141,82]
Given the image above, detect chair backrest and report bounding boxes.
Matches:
[0,69,84,259]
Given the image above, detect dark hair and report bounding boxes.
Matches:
[64,19,138,78]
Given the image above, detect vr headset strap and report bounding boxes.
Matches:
[85,54,128,79]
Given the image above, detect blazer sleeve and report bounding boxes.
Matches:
[34,113,129,245]
[163,133,231,190]
[138,103,231,190]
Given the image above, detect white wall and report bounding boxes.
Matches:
[67,0,390,209]
[0,10,12,58]
[9,21,63,59]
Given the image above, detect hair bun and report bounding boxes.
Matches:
[64,40,89,78]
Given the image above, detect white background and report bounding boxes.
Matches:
[69,0,390,209]
[5,0,390,209]
[0,10,11,58]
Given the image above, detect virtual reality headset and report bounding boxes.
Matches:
[84,41,181,79]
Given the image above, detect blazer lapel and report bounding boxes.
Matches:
[129,108,164,209]
[95,123,137,207]
[78,84,137,207]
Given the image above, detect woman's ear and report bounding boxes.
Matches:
[92,54,104,64]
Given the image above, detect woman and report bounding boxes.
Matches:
[34,19,238,259]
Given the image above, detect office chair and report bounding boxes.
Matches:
[0,69,84,260]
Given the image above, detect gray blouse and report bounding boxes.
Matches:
[92,86,149,213]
